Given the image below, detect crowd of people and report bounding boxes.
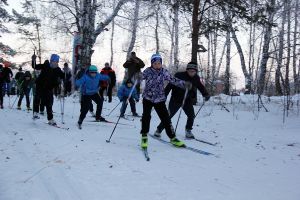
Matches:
[0,51,210,149]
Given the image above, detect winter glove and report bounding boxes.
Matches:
[204,95,210,101]
[136,98,139,103]
[184,81,193,90]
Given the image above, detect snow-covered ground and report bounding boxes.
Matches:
[0,94,299,200]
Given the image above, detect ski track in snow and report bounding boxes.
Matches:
[1,95,300,200]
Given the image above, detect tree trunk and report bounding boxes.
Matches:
[224,30,231,95]
[191,0,200,63]
[173,0,179,70]
[275,0,287,95]
[155,6,160,54]
[110,0,116,67]
[285,0,291,96]
[257,0,276,95]
[126,0,140,59]
[293,0,299,94]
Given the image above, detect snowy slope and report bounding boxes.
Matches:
[0,94,299,200]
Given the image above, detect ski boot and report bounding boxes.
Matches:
[17,106,21,110]
[33,112,40,120]
[185,129,195,139]
[48,119,57,126]
[90,111,96,117]
[154,129,162,138]
[141,136,148,149]
[27,107,32,111]
[170,137,185,147]
[40,111,44,115]
[96,116,106,122]
[132,112,140,117]
[77,122,82,129]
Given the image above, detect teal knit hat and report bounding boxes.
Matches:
[89,65,98,72]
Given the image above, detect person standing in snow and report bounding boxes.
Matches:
[117,79,139,118]
[0,64,4,109]
[1,64,13,98]
[15,67,25,96]
[63,63,72,96]
[123,52,145,97]
[32,54,64,125]
[139,53,193,149]
[75,65,110,128]
[99,62,116,103]
[155,62,210,139]
[17,71,33,110]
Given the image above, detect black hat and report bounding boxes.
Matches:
[19,67,22,71]
[186,62,198,72]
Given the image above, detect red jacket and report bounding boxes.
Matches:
[100,67,116,87]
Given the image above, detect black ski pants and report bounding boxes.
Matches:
[140,98,175,139]
[78,93,103,123]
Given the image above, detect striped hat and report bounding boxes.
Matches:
[151,53,162,64]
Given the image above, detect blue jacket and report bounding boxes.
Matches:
[76,73,109,95]
[117,84,139,101]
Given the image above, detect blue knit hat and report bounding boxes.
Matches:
[89,65,98,72]
[50,54,60,62]
[151,53,162,64]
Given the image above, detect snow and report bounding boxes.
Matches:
[0,94,300,200]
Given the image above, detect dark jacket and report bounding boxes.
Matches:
[123,57,145,79]
[15,71,25,83]
[32,60,64,91]
[19,71,33,91]
[165,71,209,104]
[100,66,116,87]
[2,67,13,83]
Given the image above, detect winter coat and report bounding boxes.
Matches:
[15,71,25,83]
[123,57,145,79]
[2,67,13,83]
[32,60,64,91]
[165,71,209,104]
[142,67,185,103]
[117,84,139,101]
[100,66,116,88]
[19,71,33,91]
[63,66,72,83]
[76,73,110,95]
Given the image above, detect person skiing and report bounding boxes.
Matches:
[123,52,145,97]
[31,70,45,115]
[0,64,4,109]
[15,67,24,96]
[32,54,64,125]
[1,64,13,98]
[63,63,72,96]
[75,65,110,128]
[154,62,210,139]
[99,62,116,103]
[117,79,139,118]
[139,53,192,149]
[17,71,33,110]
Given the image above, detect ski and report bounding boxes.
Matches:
[120,116,134,121]
[186,137,218,146]
[45,122,69,130]
[87,120,135,127]
[142,148,150,161]
[149,134,213,156]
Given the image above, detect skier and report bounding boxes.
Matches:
[75,65,110,128]
[123,52,145,97]
[117,79,139,118]
[32,70,45,115]
[0,64,4,109]
[1,64,13,98]
[15,67,24,96]
[17,71,33,110]
[99,62,116,103]
[154,62,210,139]
[32,54,64,125]
[139,53,192,149]
[63,63,72,96]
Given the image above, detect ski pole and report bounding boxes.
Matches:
[10,95,18,109]
[195,101,205,118]
[106,80,138,143]
[174,87,189,134]
[32,50,36,118]
[106,101,121,116]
